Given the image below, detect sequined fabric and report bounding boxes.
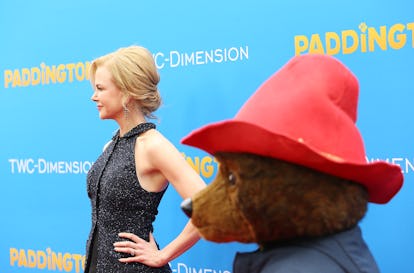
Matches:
[85,122,171,273]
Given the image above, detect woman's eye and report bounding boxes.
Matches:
[228,172,236,185]
[95,84,104,91]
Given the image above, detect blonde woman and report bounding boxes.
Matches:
[85,45,206,273]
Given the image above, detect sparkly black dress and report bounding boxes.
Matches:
[85,122,171,273]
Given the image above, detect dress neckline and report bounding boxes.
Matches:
[112,122,156,140]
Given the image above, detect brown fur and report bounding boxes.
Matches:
[191,152,368,246]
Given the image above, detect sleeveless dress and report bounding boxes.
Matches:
[85,122,172,273]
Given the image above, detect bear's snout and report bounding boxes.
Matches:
[181,198,193,218]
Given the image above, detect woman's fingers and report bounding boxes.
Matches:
[117,232,146,243]
[113,232,163,267]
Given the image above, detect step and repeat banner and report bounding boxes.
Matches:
[0,1,413,273]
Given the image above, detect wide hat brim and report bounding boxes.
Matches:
[182,120,403,204]
[182,54,403,204]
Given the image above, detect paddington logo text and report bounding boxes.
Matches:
[3,61,91,88]
[294,22,414,55]
[10,247,85,273]
[182,153,218,180]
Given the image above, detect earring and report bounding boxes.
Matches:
[123,105,129,120]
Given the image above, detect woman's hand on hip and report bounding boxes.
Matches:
[113,232,167,267]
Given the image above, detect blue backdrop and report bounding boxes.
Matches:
[1,1,413,273]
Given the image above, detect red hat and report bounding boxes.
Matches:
[182,54,403,204]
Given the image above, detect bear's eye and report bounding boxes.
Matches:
[228,172,236,185]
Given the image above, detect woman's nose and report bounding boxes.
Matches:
[91,91,98,101]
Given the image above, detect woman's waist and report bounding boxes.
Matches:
[97,218,153,235]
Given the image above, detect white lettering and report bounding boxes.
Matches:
[173,263,230,273]
[153,46,249,69]
[366,157,414,174]
[8,158,93,175]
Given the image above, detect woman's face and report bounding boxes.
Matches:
[91,65,124,121]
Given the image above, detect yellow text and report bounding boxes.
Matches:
[182,153,218,179]
[4,61,91,88]
[10,247,85,273]
[294,22,414,55]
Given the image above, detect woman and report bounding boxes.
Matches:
[85,45,206,273]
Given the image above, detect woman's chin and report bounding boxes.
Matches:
[98,113,108,120]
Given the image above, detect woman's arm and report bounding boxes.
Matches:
[114,129,206,266]
[115,220,200,267]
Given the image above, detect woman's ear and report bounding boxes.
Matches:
[122,94,131,107]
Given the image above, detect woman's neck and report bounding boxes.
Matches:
[117,113,147,137]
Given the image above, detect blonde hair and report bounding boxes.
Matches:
[90,45,161,119]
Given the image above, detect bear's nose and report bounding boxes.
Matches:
[181,198,193,218]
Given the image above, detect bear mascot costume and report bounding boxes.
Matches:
[180,54,403,273]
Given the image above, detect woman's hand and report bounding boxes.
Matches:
[113,232,167,267]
